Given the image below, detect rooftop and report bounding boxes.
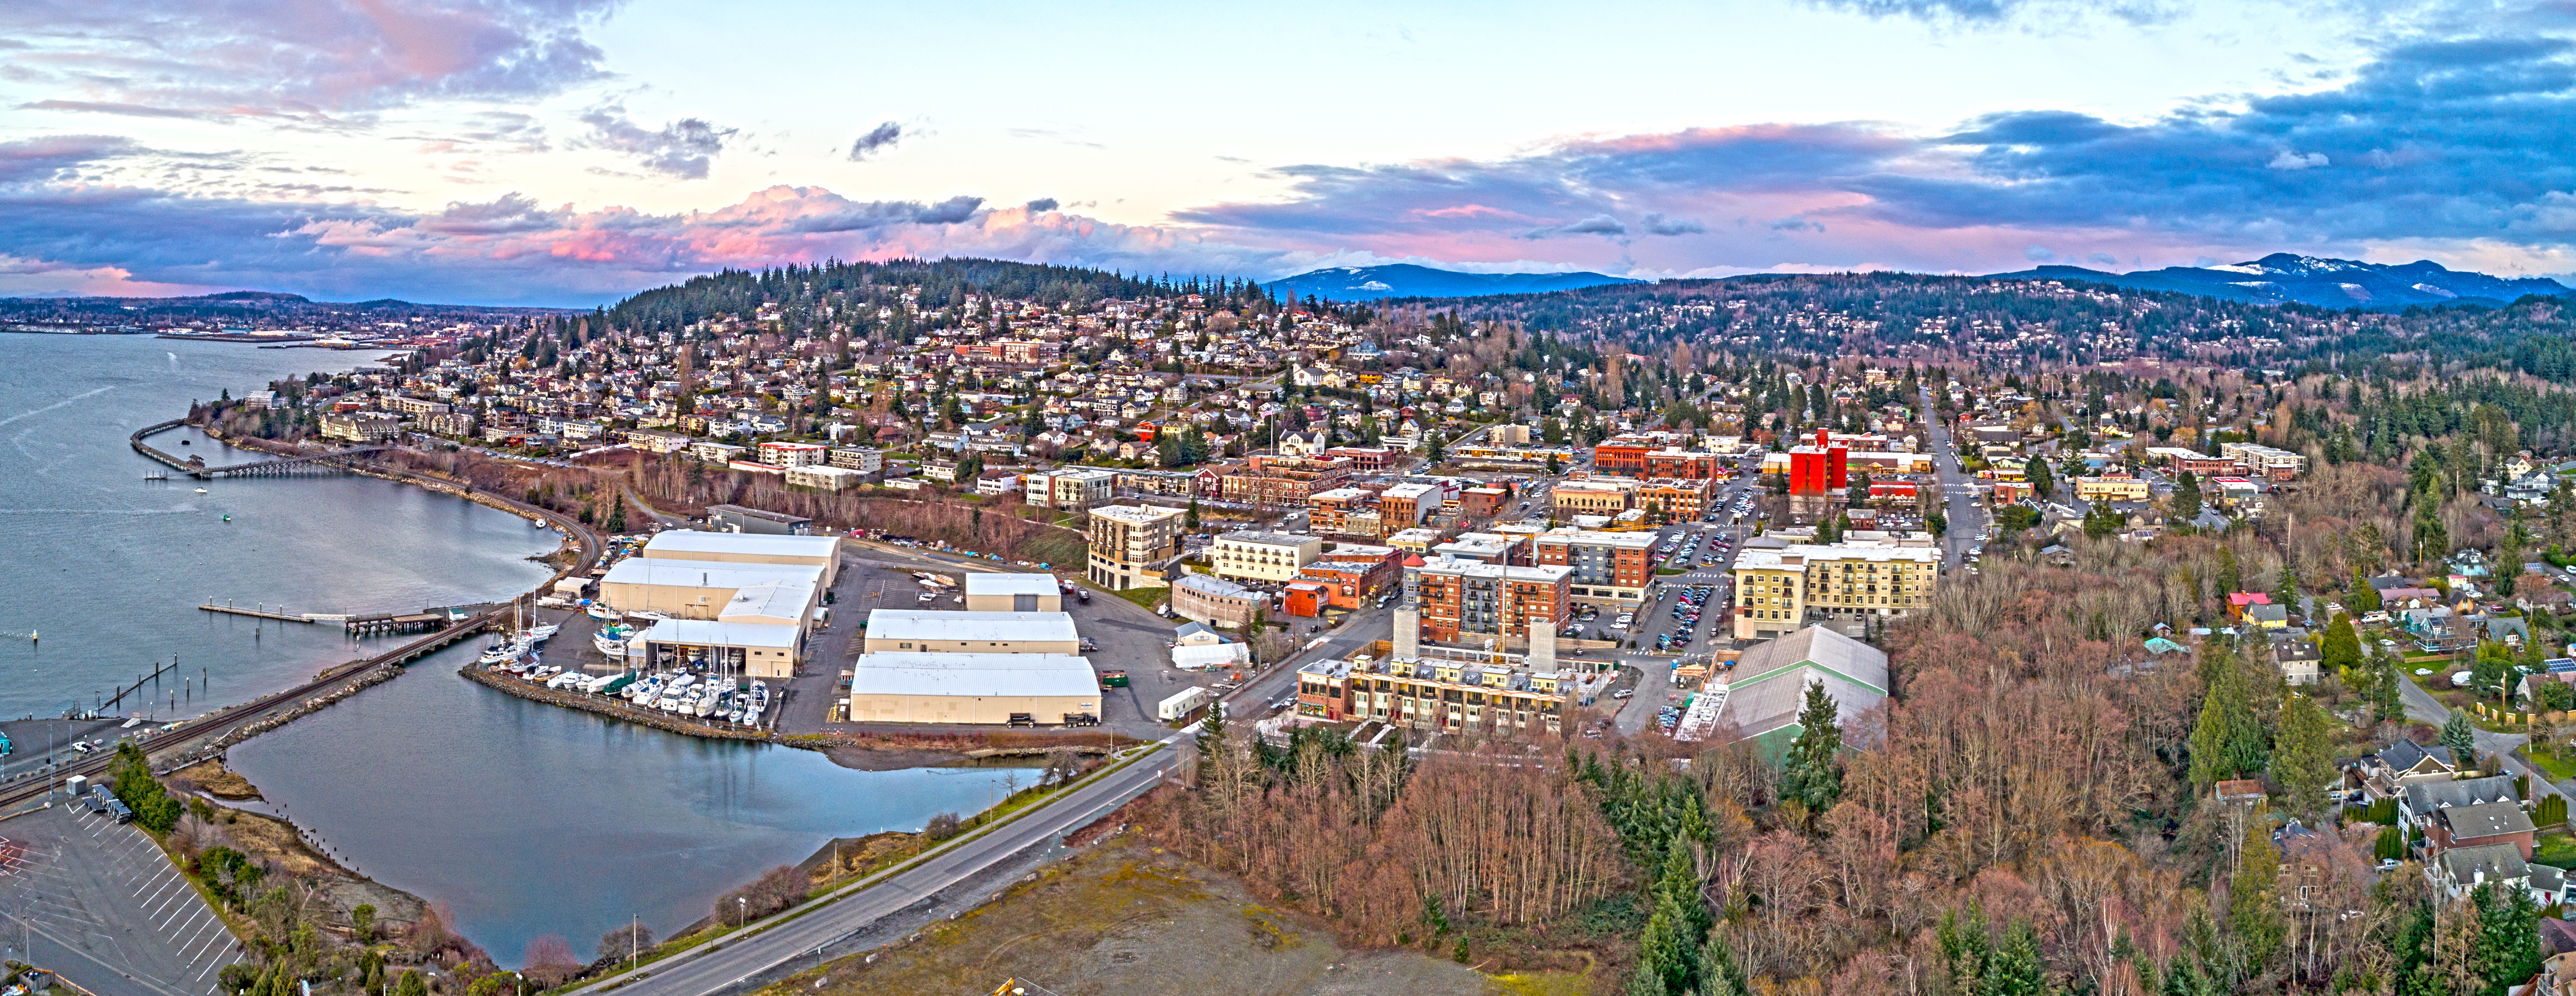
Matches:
[1217,530,1320,548]
[964,572,1060,597]
[633,618,800,648]
[1090,504,1185,523]
[863,609,1080,644]
[602,556,826,590]
[642,529,842,561]
[849,652,1099,699]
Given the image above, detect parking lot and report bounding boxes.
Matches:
[0,800,239,996]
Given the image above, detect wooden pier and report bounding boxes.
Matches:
[129,418,388,479]
[199,602,314,623]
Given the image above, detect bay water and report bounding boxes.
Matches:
[0,333,1019,965]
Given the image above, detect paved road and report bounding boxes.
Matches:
[2393,669,2567,807]
[564,736,1187,996]
[1919,388,1986,568]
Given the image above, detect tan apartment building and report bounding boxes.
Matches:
[1210,531,1323,583]
[1731,539,1939,639]
[2074,475,2150,502]
[1550,478,1636,517]
[1297,654,1572,736]
[1087,503,1185,590]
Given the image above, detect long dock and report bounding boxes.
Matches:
[129,418,388,478]
[199,602,315,623]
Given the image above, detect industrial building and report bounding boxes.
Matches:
[599,558,825,621]
[963,573,1063,612]
[705,504,814,535]
[640,530,841,585]
[1692,626,1888,755]
[860,610,1080,654]
[627,619,802,679]
[845,652,1101,724]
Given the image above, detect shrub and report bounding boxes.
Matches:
[925,811,962,841]
[714,865,805,925]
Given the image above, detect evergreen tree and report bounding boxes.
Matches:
[1985,919,2048,996]
[2321,612,2362,680]
[2027,457,2056,501]
[396,971,427,996]
[2216,545,2242,598]
[2173,470,2204,521]
[2229,817,2287,973]
[2189,651,2267,788]
[2443,712,2478,763]
[2271,694,2336,818]
[2272,563,2303,619]
[2477,880,2544,993]
[1778,682,1845,810]
[2352,566,2383,612]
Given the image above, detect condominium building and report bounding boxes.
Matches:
[1216,454,1352,506]
[1549,478,1636,516]
[1636,477,1717,521]
[1086,504,1185,590]
[757,441,828,467]
[2221,442,2306,481]
[829,446,885,474]
[1377,482,1436,528]
[2074,474,2150,502]
[1209,531,1323,583]
[1026,467,1118,509]
[1532,530,1658,605]
[1730,537,1940,640]
[1296,654,1572,736]
[1307,486,1375,536]
[1406,555,1573,644]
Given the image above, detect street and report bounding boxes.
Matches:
[1919,386,1986,569]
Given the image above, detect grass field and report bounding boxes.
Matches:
[761,840,1510,996]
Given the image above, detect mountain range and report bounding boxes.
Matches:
[1269,264,1640,301]
[1983,253,2571,309]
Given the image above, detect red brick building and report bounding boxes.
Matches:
[1408,555,1573,643]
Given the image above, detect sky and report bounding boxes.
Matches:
[3,0,2574,306]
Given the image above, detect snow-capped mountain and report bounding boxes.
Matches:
[1271,264,1640,302]
[1986,253,2569,309]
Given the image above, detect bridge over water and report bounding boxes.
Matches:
[129,418,388,478]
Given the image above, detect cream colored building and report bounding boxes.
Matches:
[1550,478,1636,516]
[1731,538,1939,640]
[846,652,1100,724]
[1210,531,1323,582]
[860,610,1080,654]
[2074,475,2150,502]
[963,573,1063,612]
[1087,504,1185,591]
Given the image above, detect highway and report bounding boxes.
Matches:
[562,736,1187,996]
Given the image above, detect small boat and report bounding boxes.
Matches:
[628,610,670,622]
[220,514,230,522]
[524,623,560,643]
[194,488,208,494]
[586,604,621,622]
[477,637,531,665]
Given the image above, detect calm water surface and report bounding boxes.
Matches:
[0,333,1021,965]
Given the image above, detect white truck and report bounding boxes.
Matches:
[1157,686,1215,722]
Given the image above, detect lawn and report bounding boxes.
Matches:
[2531,746,2576,781]
[2537,831,2576,871]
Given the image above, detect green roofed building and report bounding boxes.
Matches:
[1714,625,1889,759]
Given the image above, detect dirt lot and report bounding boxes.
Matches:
[764,839,1535,996]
